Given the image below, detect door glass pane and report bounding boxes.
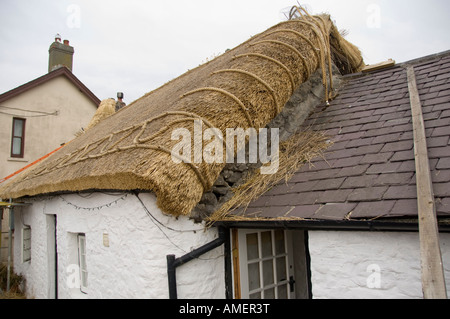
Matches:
[264,288,275,299]
[274,230,285,255]
[261,231,272,257]
[246,233,259,260]
[12,137,22,155]
[250,292,261,299]
[276,257,287,282]
[263,260,274,286]
[248,262,260,291]
[277,284,288,299]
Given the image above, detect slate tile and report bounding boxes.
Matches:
[372,133,402,145]
[361,152,394,165]
[390,199,418,217]
[427,136,449,148]
[436,198,450,215]
[434,182,450,197]
[333,156,364,168]
[390,150,414,162]
[348,187,388,202]
[264,183,295,196]
[310,178,346,191]
[336,165,370,178]
[423,95,450,106]
[290,181,319,194]
[346,137,374,148]
[313,203,357,220]
[373,172,414,187]
[383,185,417,200]
[316,189,354,204]
[366,162,402,175]
[351,201,396,218]
[289,192,323,206]
[353,144,384,156]
[436,158,450,170]
[431,103,450,112]
[383,118,411,127]
[432,170,450,183]
[428,147,450,159]
[341,175,375,189]
[397,160,416,173]
[288,205,321,218]
[380,140,414,153]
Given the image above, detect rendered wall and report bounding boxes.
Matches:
[309,231,450,299]
[13,192,225,299]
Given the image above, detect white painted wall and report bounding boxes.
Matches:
[13,192,225,299]
[309,231,450,299]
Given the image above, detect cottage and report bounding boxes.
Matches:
[1,7,449,299]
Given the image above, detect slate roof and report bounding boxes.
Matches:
[239,50,450,222]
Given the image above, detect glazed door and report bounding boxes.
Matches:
[237,230,296,299]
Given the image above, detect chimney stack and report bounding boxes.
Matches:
[48,34,74,73]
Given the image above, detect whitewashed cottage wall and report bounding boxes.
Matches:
[13,192,225,299]
[309,231,450,299]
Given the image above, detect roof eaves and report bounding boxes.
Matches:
[213,218,450,233]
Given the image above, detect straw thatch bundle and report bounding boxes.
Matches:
[85,98,116,131]
[0,10,363,217]
[206,129,331,225]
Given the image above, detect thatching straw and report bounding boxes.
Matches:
[85,98,116,131]
[0,10,363,217]
[206,129,331,225]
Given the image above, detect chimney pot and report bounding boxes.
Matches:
[49,36,74,73]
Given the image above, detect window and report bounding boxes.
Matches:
[22,226,31,263]
[11,118,26,158]
[77,234,88,293]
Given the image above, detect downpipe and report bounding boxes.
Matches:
[167,227,227,299]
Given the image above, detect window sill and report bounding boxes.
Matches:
[7,157,29,163]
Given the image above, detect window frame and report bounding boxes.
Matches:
[22,226,32,263]
[77,233,88,294]
[10,117,26,158]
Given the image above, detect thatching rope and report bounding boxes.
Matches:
[250,40,311,81]
[232,53,296,95]
[212,68,281,114]
[181,87,254,127]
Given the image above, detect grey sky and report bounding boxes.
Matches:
[1,0,450,104]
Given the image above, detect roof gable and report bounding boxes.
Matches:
[0,67,100,106]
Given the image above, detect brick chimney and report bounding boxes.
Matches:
[48,34,74,73]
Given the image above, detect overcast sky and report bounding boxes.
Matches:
[1,0,450,104]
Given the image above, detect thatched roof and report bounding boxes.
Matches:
[0,11,363,217]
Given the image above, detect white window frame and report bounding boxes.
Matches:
[237,229,296,299]
[77,234,88,294]
[22,226,31,263]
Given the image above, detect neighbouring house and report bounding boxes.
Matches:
[0,8,449,300]
[0,35,100,263]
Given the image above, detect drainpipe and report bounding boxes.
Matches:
[7,199,14,292]
[167,227,227,299]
